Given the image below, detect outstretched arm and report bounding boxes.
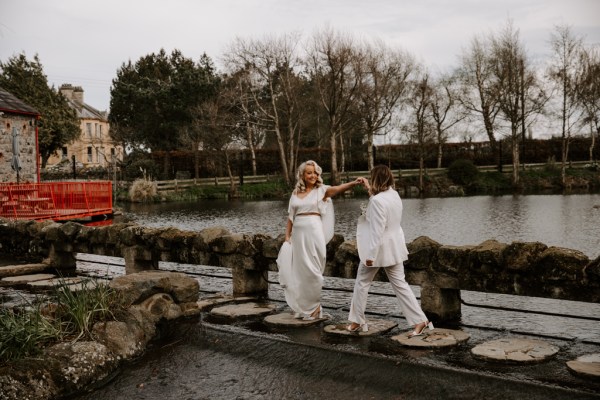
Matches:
[324,177,363,200]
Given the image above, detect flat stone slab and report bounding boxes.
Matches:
[566,353,600,378]
[1,273,56,285]
[28,277,83,289]
[67,279,111,292]
[324,319,397,336]
[471,338,559,363]
[210,302,276,319]
[0,263,49,278]
[391,328,470,348]
[264,312,330,327]
[197,295,256,311]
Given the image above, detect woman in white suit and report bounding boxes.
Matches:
[347,165,433,336]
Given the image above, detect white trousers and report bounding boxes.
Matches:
[348,262,427,326]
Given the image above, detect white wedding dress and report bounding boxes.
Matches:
[277,185,334,316]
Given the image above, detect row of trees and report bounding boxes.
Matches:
[108,22,599,189]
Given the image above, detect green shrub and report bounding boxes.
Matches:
[448,159,480,186]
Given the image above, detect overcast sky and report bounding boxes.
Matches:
[1,0,599,111]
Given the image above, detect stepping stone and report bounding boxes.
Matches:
[391,328,470,348]
[264,312,330,327]
[67,279,111,292]
[566,353,600,378]
[210,302,276,319]
[197,295,256,311]
[28,277,83,289]
[1,273,56,285]
[471,338,559,363]
[324,319,397,336]
[0,263,50,278]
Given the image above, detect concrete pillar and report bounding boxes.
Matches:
[122,245,158,274]
[232,266,268,296]
[47,243,76,272]
[420,284,461,322]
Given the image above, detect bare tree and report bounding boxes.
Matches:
[548,24,585,185]
[491,21,547,185]
[224,32,304,185]
[429,74,466,168]
[357,39,415,170]
[576,44,600,163]
[308,27,361,185]
[404,71,434,193]
[456,36,501,163]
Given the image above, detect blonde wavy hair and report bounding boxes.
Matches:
[294,160,324,193]
[369,165,395,196]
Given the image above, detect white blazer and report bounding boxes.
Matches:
[356,187,409,267]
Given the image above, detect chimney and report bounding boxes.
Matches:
[73,86,84,104]
[59,83,74,100]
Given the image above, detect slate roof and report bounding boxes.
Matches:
[0,87,40,116]
[64,97,107,120]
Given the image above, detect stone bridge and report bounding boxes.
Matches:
[1,219,598,320]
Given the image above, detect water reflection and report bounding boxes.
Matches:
[121,194,600,258]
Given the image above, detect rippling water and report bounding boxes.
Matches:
[121,193,600,258]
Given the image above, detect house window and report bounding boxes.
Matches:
[111,148,116,161]
[95,123,99,138]
[99,125,103,139]
[61,147,68,160]
[87,147,93,162]
[86,123,92,138]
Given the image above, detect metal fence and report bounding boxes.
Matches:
[0,181,113,221]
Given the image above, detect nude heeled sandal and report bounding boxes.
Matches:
[408,321,434,337]
[346,322,369,333]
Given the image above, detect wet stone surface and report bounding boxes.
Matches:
[210,302,276,320]
[391,328,471,348]
[264,312,329,327]
[471,338,560,363]
[324,318,397,336]
[566,353,600,378]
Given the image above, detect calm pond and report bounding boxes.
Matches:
[120,193,600,258]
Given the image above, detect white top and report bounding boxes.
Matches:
[287,184,330,222]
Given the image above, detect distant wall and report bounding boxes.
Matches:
[0,115,38,183]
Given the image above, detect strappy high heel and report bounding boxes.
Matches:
[302,305,329,321]
[408,321,434,337]
[346,323,369,333]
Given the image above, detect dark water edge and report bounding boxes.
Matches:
[68,319,600,400]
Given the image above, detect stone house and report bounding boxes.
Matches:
[0,87,40,183]
[47,84,123,168]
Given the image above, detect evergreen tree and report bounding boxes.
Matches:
[0,53,79,167]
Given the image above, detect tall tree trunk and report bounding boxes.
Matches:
[194,140,200,179]
[246,122,257,176]
[367,131,374,171]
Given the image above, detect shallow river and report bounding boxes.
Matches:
[121,193,600,258]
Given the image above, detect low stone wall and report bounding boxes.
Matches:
[1,219,598,320]
[0,270,200,400]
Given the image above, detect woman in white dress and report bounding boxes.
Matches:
[347,165,433,336]
[283,160,362,320]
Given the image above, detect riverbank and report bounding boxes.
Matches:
[117,165,600,202]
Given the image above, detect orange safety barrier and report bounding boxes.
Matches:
[0,181,113,222]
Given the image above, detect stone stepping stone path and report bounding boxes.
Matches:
[197,295,256,311]
[1,273,56,285]
[566,353,600,378]
[210,302,276,320]
[391,328,470,348]
[264,312,330,327]
[471,338,559,363]
[28,277,83,289]
[324,319,397,336]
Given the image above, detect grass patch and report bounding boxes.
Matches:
[0,278,121,364]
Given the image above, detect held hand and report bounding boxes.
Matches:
[366,260,373,267]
